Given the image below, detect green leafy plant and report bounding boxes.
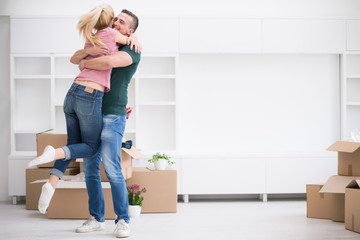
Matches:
[148,152,175,166]
[127,184,147,206]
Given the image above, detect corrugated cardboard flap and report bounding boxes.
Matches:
[31,176,111,188]
[320,175,360,194]
[122,146,143,159]
[327,141,360,153]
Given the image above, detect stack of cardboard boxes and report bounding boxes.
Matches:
[26,132,80,210]
[307,141,360,233]
[27,131,178,218]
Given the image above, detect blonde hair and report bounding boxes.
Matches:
[77,4,114,46]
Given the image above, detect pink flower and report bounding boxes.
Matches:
[143,188,147,193]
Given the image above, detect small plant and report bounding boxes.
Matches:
[127,184,147,206]
[148,152,175,166]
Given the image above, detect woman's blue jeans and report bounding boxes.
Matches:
[83,114,129,223]
[50,82,103,178]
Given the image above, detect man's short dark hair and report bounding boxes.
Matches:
[122,9,139,32]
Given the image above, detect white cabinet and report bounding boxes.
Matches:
[266,156,337,194]
[262,19,345,53]
[179,18,262,53]
[181,158,266,194]
[346,20,360,51]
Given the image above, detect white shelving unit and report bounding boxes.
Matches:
[133,54,178,153]
[8,52,178,200]
[341,52,360,140]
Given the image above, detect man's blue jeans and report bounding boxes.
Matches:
[50,82,103,178]
[83,114,129,223]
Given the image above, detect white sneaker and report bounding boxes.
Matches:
[75,216,105,233]
[114,219,130,238]
[28,145,55,167]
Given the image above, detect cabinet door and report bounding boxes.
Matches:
[347,20,360,51]
[181,158,266,194]
[263,19,345,53]
[11,17,83,53]
[266,156,337,194]
[179,18,261,53]
[8,157,31,196]
[137,17,178,53]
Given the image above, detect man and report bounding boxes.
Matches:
[70,9,141,238]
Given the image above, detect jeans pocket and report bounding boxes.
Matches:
[75,96,96,116]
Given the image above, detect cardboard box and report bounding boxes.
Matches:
[36,131,79,168]
[306,184,332,219]
[126,167,177,213]
[77,146,142,181]
[320,175,360,222]
[32,176,116,219]
[26,167,80,210]
[345,179,360,233]
[327,141,360,176]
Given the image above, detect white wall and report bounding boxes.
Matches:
[178,54,340,154]
[0,16,10,201]
[1,0,360,200]
[0,0,360,18]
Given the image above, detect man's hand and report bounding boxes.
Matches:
[86,45,110,56]
[127,34,142,53]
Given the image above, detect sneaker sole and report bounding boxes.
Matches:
[115,233,130,238]
[76,227,105,233]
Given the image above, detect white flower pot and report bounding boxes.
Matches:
[128,205,141,218]
[154,159,167,170]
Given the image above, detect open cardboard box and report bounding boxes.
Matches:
[26,167,80,210]
[319,175,360,222]
[327,141,360,176]
[31,176,116,219]
[345,179,360,233]
[306,184,332,219]
[36,130,79,168]
[77,146,143,181]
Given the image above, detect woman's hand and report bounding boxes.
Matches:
[127,34,142,53]
[85,45,110,56]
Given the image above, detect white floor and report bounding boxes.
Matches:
[1,198,360,240]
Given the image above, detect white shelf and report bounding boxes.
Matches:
[347,102,360,106]
[14,75,51,79]
[137,74,176,79]
[54,75,77,79]
[138,102,176,106]
[347,74,360,78]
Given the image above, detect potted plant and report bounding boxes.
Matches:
[127,184,147,217]
[148,152,175,170]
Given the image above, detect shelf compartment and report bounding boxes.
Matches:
[346,105,360,140]
[54,57,80,75]
[137,57,175,75]
[127,78,135,107]
[14,79,51,131]
[347,55,360,75]
[123,132,136,148]
[55,78,73,106]
[14,57,51,75]
[14,133,36,152]
[55,106,67,134]
[346,78,360,102]
[137,105,175,151]
[138,78,175,103]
